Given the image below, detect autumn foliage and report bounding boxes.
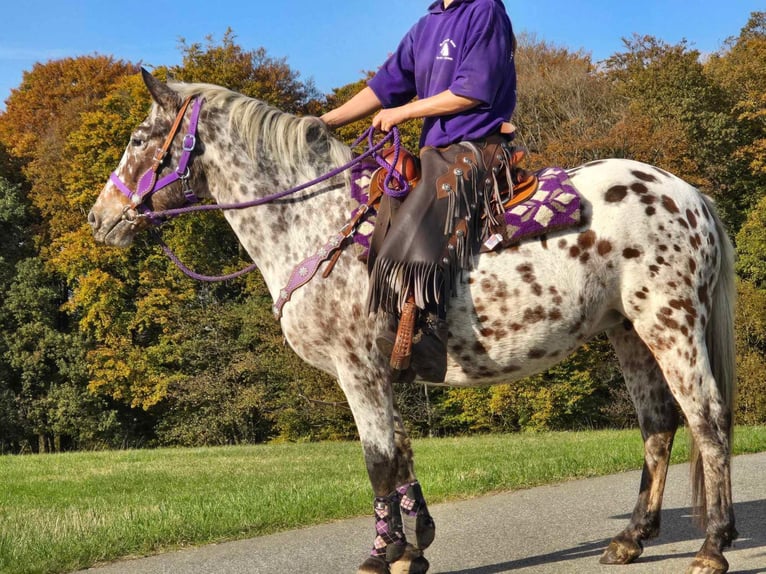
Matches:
[0,17,765,452]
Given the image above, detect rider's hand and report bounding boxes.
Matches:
[372,106,410,132]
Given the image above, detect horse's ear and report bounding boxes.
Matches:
[141,67,182,111]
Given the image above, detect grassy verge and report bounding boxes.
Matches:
[1,426,765,574]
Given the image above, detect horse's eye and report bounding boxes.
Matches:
[131,137,145,147]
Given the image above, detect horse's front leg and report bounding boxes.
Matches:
[338,367,434,574]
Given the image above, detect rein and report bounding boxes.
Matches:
[146,122,408,221]
[110,95,410,314]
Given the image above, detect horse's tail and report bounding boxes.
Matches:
[691,194,737,527]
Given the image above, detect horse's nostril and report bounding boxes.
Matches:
[87,209,98,229]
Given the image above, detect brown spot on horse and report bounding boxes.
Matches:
[578,230,597,249]
[605,185,628,202]
[631,170,659,183]
[597,240,613,256]
[661,195,680,214]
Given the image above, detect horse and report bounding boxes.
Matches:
[88,69,737,574]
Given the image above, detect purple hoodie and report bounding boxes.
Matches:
[368,0,516,148]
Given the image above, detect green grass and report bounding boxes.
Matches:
[2,426,765,574]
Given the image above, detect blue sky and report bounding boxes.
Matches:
[0,1,762,109]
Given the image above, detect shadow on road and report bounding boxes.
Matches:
[439,499,766,574]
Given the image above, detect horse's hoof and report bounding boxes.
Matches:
[599,537,643,565]
[358,556,390,574]
[389,545,429,574]
[685,554,729,574]
[390,556,429,574]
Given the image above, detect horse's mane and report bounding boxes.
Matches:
[170,82,351,178]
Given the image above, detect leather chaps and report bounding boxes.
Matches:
[367,135,513,320]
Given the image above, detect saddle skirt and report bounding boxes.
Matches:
[350,159,581,259]
[482,166,581,251]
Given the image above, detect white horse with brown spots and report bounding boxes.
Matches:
[88,71,737,574]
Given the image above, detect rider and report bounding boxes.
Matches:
[321,0,517,382]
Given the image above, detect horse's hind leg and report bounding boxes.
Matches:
[627,323,735,573]
[600,324,680,565]
[339,369,434,574]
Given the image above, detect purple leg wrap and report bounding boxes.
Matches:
[371,493,406,562]
[397,480,436,550]
[370,481,436,563]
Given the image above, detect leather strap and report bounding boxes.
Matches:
[390,294,416,370]
[154,96,193,172]
[134,97,193,204]
[322,184,383,278]
[274,184,384,319]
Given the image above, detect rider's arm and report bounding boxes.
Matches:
[372,90,481,132]
[320,87,383,128]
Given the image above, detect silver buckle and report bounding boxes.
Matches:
[182,134,196,151]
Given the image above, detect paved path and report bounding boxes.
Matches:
[75,452,766,574]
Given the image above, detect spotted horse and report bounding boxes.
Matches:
[88,71,737,574]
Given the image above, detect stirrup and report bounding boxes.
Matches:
[390,295,416,371]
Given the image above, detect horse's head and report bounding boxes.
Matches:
[88,69,209,247]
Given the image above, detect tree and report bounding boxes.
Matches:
[513,34,625,167]
[734,195,766,424]
[0,56,137,247]
[0,177,32,289]
[704,12,766,229]
[0,176,34,452]
[173,28,322,115]
[3,20,763,449]
[734,280,766,424]
[602,37,710,185]
[1,258,81,451]
[736,195,766,288]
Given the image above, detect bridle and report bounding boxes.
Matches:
[104,94,411,302]
[109,96,204,222]
[108,95,408,225]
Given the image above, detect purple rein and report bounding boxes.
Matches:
[107,95,410,283]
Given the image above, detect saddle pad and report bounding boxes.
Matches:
[498,166,581,247]
[349,163,581,258]
[349,160,379,256]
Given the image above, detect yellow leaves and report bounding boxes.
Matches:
[735,279,766,424]
[704,16,766,182]
[67,268,127,341]
[734,92,766,176]
[47,225,128,284]
[87,341,181,409]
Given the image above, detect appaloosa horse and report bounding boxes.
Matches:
[88,70,737,574]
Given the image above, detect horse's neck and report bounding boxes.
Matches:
[201,126,356,299]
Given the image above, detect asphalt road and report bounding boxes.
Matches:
[75,452,766,574]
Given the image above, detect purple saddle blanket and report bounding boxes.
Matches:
[349,165,581,257]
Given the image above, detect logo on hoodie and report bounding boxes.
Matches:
[437,38,456,61]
